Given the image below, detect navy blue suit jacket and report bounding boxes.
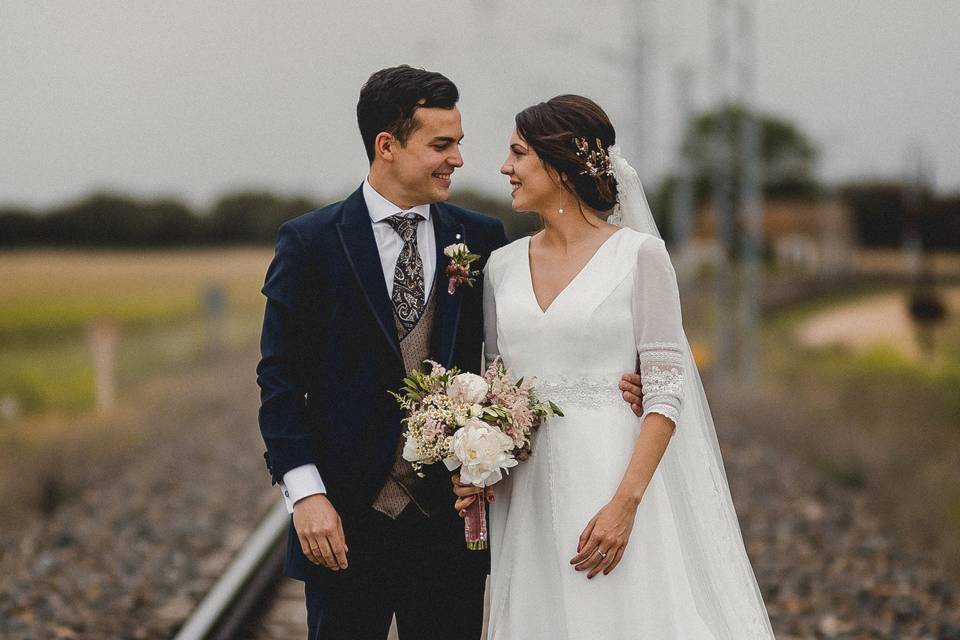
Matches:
[257,185,508,580]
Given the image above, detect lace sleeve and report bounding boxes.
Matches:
[482,260,499,370]
[632,237,686,427]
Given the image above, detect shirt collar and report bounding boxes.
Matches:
[363,178,432,223]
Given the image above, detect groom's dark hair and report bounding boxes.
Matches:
[357,65,459,163]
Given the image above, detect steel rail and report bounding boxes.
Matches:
[173,501,289,640]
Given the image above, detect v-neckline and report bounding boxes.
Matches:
[525,228,625,315]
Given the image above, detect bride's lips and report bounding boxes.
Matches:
[432,170,452,188]
[510,180,521,195]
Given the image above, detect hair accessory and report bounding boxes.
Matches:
[573,137,614,179]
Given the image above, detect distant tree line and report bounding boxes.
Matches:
[0,191,317,247]
[0,189,538,248]
[647,103,960,251]
[652,103,822,230]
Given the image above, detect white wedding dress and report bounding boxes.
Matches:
[483,227,774,639]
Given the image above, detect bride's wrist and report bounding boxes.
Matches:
[612,489,642,510]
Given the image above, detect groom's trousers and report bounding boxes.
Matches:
[304,503,487,640]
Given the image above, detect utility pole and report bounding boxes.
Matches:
[630,0,655,181]
[672,65,695,277]
[710,0,736,257]
[736,0,763,383]
[711,0,737,374]
[902,144,928,277]
[903,145,945,355]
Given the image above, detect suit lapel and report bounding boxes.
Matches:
[432,203,465,368]
[336,186,403,363]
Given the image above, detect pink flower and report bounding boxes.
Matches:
[446,263,473,294]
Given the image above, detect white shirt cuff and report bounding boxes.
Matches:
[279,464,326,513]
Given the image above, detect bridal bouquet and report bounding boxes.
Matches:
[390,358,563,550]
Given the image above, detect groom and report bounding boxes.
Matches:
[257,65,645,639]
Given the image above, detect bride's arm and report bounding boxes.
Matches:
[616,236,685,498]
[571,237,685,578]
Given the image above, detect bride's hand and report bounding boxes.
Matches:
[570,497,638,578]
[451,473,494,518]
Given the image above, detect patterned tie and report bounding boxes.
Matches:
[385,213,425,337]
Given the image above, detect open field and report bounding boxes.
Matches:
[0,249,274,414]
[748,284,960,575]
[0,249,273,340]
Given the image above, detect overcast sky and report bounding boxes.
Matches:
[2,1,958,210]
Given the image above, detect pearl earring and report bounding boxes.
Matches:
[558,207,564,215]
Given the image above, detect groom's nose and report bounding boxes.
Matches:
[448,148,463,168]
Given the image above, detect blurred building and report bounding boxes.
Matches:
[693,199,855,276]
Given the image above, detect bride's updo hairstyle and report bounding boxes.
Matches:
[514,94,618,213]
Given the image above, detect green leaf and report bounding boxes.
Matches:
[549,401,565,417]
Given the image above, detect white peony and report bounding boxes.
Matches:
[446,372,489,405]
[444,242,468,258]
[449,418,518,487]
[402,436,429,463]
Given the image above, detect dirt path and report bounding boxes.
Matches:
[794,287,960,360]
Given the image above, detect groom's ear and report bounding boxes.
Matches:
[374,131,398,164]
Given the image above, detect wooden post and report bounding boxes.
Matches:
[88,319,120,410]
[203,285,227,356]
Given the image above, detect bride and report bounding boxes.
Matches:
[453,95,775,638]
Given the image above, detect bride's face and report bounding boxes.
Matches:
[500,129,560,214]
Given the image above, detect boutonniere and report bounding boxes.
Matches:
[443,243,481,295]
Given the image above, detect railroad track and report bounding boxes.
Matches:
[173,503,289,640]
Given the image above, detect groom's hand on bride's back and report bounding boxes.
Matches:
[619,372,643,417]
[292,494,349,571]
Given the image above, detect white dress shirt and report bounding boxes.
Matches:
[278,178,436,512]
